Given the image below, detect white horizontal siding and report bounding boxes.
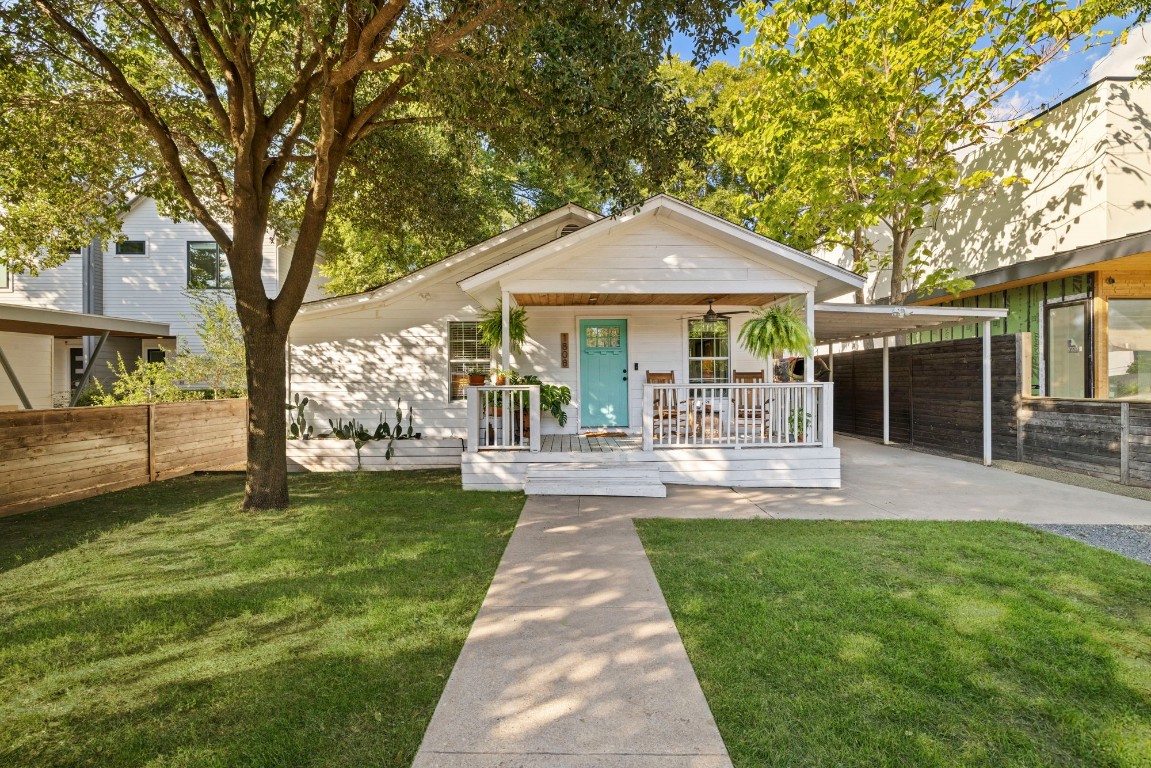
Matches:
[513,219,811,287]
[287,437,462,472]
[0,332,53,409]
[103,198,281,354]
[2,255,85,312]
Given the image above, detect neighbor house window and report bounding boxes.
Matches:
[146,348,167,364]
[1107,298,1151,399]
[0,262,9,290]
[688,319,730,384]
[187,241,232,289]
[448,322,490,400]
[116,240,146,255]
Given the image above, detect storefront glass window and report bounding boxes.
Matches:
[1108,299,1151,399]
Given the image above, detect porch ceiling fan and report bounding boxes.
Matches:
[681,298,751,322]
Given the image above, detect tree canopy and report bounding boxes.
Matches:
[0,0,737,507]
[706,0,1132,303]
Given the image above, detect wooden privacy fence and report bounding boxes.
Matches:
[1017,399,1151,487]
[831,334,1029,460]
[0,398,247,517]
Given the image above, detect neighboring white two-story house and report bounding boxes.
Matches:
[0,196,298,405]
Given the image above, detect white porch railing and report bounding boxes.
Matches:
[642,382,834,450]
[466,385,541,452]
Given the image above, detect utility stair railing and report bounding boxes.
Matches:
[642,382,834,451]
[466,385,541,452]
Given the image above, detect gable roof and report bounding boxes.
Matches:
[458,195,864,303]
[297,202,602,316]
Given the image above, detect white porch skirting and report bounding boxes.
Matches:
[287,437,464,472]
[462,446,841,492]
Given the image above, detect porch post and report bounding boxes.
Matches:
[804,291,815,383]
[501,289,511,372]
[882,335,891,444]
[982,319,992,466]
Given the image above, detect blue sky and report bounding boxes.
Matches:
[668,8,1146,122]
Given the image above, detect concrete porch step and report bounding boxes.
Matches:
[523,463,667,497]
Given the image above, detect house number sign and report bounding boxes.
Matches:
[561,333,569,368]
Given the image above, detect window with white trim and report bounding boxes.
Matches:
[448,322,490,400]
[688,319,730,384]
[0,262,9,290]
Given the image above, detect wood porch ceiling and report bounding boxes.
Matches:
[512,293,782,307]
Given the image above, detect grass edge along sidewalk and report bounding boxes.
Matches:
[637,518,1151,768]
[0,470,522,767]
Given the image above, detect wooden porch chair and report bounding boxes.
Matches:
[646,371,686,441]
[732,370,767,441]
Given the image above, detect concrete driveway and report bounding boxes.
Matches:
[589,436,1151,524]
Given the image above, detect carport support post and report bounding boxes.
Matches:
[70,331,109,407]
[882,336,891,444]
[982,319,992,466]
[501,289,511,373]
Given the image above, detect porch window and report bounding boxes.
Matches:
[449,321,490,400]
[1108,299,1151,399]
[688,319,730,384]
[188,241,232,289]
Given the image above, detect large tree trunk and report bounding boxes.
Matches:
[241,318,290,509]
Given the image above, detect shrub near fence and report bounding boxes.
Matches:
[0,399,247,517]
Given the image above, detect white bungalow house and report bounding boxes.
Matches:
[288,195,1006,495]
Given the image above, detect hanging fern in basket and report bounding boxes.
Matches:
[737,302,814,361]
[478,299,529,353]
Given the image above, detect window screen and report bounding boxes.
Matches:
[448,322,490,400]
[688,319,730,384]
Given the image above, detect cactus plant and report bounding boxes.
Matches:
[326,400,416,467]
[285,393,313,439]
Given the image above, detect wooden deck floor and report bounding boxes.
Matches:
[540,434,644,453]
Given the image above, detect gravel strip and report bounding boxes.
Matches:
[1032,524,1151,566]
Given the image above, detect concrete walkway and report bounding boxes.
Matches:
[413,494,732,767]
[414,437,1151,767]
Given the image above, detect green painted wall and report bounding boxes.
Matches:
[908,275,1094,393]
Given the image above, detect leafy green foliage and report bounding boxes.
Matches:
[0,0,736,507]
[737,302,814,362]
[719,0,1119,303]
[168,292,247,397]
[479,300,529,354]
[91,353,203,405]
[510,373,574,426]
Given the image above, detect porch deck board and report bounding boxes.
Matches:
[540,434,644,453]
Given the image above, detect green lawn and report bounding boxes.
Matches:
[0,471,522,767]
[636,520,1151,768]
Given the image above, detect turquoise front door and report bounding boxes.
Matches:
[579,319,629,428]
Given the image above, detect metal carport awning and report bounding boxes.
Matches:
[0,304,172,409]
[813,303,1009,467]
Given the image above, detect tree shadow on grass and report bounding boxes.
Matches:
[640,519,1151,768]
[0,475,247,574]
[0,469,522,767]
